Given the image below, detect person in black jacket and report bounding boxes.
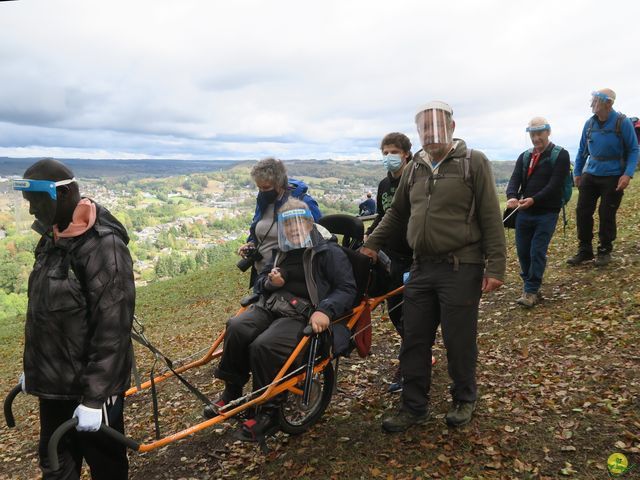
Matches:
[506,118,570,307]
[13,158,135,480]
[206,199,357,440]
[364,132,414,393]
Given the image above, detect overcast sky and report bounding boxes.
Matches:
[0,0,638,162]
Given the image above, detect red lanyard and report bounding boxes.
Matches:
[527,151,541,177]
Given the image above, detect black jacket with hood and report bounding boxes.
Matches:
[23,201,135,408]
[255,231,357,321]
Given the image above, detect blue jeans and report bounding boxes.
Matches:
[515,210,559,294]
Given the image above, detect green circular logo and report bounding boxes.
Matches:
[607,453,628,476]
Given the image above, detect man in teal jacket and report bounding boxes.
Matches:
[568,88,639,267]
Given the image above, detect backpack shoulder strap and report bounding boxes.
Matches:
[521,148,533,186]
[549,144,562,167]
[586,117,596,140]
[463,148,476,224]
[462,147,473,182]
[615,113,626,137]
[407,160,420,188]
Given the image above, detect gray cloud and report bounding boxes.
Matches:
[0,0,638,161]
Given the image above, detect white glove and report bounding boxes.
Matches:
[73,404,103,432]
[19,372,26,393]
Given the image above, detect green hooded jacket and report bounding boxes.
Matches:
[364,139,506,281]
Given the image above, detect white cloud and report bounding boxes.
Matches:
[0,0,638,161]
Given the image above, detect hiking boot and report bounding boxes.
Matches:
[594,252,611,267]
[382,408,430,433]
[516,292,538,308]
[445,400,476,427]
[566,251,594,265]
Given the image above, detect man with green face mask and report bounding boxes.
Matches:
[361,102,506,431]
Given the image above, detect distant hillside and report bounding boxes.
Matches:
[0,157,517,184]
[0,158,239,179]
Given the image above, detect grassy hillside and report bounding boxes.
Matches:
[1,186,639,480]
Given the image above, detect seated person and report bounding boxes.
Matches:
[206,199,357,440]
[358,192,376,216]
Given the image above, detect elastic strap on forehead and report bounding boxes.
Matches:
[278,208,312,221]
[591,91,612,102]
[526,124,550,132]
[55,178,76,187]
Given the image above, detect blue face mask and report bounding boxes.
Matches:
[382,153,403,173]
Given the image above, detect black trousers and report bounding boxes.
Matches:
[215,306,307,394]
[400,261,483,414]
[575,173,624,254]
[38,396,128,480]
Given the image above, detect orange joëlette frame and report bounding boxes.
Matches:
[122,286,403,452]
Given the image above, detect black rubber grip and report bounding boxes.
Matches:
[48,418,140,471]
[4,384,22,428]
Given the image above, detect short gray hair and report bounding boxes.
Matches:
[250,157,288,190]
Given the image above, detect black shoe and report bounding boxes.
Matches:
[382,408,429,433]
[566,251,594,265]
[235,408,279,442]
[594,252,611,267]
[445,400,476,427]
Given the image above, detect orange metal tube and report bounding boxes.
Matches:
[136,357,330,452]
[125,331,225,397]
[128,290,406,451]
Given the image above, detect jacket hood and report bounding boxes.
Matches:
[288,178,309,197]
[94,201,130,245]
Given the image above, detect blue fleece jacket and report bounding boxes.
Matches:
[575,110,639,177]
[247,178,322,243]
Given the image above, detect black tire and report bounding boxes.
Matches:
[278,362,334,435]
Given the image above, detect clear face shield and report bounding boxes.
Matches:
[277,208,317,252]
[416,108,454,152]
[12,177,76,233]
[590,91,612,114]
[525,123,551,151]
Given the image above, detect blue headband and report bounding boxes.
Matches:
[12,178,76,200]
[591,91,612,102]
[278,208,313,221]
[526,124,551,132]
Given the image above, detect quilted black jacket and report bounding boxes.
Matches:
[23,202,135,408]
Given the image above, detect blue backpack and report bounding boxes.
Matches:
[522,144,573,206]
